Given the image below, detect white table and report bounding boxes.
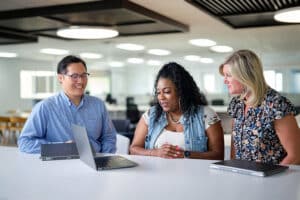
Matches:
[1,146,300,200]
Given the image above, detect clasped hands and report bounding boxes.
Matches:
[152,143,184,159]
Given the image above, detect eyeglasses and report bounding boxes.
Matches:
[63,72,90,81]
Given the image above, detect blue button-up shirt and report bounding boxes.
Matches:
[18,92,116,154]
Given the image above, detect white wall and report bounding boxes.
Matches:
[0,58,54,114]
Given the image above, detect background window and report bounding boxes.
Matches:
[20,70,56,99]
[264,70,282,92]
[203,73,215,93]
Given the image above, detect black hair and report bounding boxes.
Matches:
[57,55,87,74]
[153,62,207,121]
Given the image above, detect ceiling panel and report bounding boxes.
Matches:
[0,0,188,44]
[0,28,37,45]
[186,0,300,28]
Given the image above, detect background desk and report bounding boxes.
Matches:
[1,146,300,200]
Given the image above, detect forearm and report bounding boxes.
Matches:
[280,154,300,165]
[100,119,117,153]
[100,133,117,153]
[130,145,153,156]
[18,135,47,154]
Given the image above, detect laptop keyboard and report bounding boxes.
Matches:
[94,155,136,170]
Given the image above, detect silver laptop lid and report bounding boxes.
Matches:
[71,124,97,170]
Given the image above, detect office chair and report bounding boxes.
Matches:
[112,119,134,144]
[112,119,130,133]
[211,99,225,105]
[126,104,140,124]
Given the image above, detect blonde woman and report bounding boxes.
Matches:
[219,49,300,165]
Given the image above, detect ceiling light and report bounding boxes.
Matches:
[210,45,233,53]
[116,43,145,51]
[274,7,300,23]
[147,49,171,56]
[200,58,214,63]
[79,53,103,59]
[127,58,144,64]
[0,52,18,58]
[189,39,216,47]
[184,55,201,62]
[109,61,124,68]
[147,60,161,66]
[57,26,119,39]
[40,48,69,55]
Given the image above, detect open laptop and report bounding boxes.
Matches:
[71,124,138,170]
[210,159,289,177]
[40,143,79,161]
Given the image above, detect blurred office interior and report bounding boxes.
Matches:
[0,0,300,146]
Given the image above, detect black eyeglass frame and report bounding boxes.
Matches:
[63,72,90,80]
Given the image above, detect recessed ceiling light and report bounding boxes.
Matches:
[210,45,233,53]
[200,58,214,63]
[147,49,171,56]
[40,48,69,55]
[147,60,161,66]
[274,7,300,23]
[0,52,18,58]
[116,43,145,51]
[79,53,103,59]
[189,39,216,47]
[184,55,201,62]
[109,61,124,68]
[127,58,144,64]
[57,26,119,39]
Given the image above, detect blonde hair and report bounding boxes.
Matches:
[219,49,268,107]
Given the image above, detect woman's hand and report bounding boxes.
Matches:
[152,144,184,159]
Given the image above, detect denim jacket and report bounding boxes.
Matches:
[145,106,207,152]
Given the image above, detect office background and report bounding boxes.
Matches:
[0,0,300,115]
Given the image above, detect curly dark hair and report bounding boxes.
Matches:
[153,62,207,121]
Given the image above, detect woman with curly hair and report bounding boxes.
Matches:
[130,62,224,159]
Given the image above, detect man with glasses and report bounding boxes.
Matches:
[18,55,116,154]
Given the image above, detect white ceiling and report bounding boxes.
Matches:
[1,0,300,70]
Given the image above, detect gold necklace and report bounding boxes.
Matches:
[168,112,181,124]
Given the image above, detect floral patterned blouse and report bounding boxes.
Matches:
[228,88,297,164]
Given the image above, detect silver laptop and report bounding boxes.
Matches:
[71,124,138,170]
[210,159,289,177]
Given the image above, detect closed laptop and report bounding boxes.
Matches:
[210,159,289,177]
[40,143,79,161]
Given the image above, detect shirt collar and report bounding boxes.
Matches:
[59,91,85,107]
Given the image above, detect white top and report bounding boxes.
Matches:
[1,146,300,200]
[154,129,185,149]
[143,106,220,129]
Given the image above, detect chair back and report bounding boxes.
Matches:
[112,119,130,133]
[211,99,225,105]
[0,116,10,144]
[0,116,10,132]
[116,134,130,154]
[9,116,27,132]
[126,104,140,124]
